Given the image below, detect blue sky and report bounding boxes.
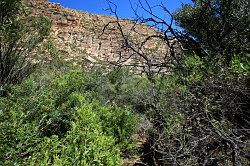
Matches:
[49,0,192,19]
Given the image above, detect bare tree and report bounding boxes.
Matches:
[100,0,188,81]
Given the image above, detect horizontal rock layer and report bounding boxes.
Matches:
[27,0,178,68]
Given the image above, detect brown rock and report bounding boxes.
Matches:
[26,0,181,70]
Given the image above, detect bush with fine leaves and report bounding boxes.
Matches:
[0,69,138,165]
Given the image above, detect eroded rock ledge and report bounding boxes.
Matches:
[27,0,177,68]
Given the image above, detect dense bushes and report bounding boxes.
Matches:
[137,54,250,165]
[0,1,249,165]
[0,51,248,165]
[0,69,138,165]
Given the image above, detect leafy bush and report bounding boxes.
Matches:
[0,0,51,87]
[174,0,250,63]
[138,54,250,165]
[29,106,121,166]
[0,69,138,165]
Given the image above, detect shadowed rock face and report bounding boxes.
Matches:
[26,0,179,68]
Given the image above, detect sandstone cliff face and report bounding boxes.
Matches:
[28,0,175,68]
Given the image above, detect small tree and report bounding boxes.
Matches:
[0,0,51,89]
[174,0,250,63]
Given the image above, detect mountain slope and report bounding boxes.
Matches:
[27,0,176,69]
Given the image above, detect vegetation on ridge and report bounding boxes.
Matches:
[0,0,249,165]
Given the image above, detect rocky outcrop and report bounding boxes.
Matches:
[27,0,178,68]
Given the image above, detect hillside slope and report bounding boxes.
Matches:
[27,0,175,68]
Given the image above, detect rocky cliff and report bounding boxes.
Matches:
[27,0,176,68]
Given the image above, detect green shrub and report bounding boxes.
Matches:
[29,106,121,166]
[139,53,250,165]
[0,69,138,165]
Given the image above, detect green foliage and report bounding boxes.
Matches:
[29,107,121,166]
[0,0,51,86]
[0,0,20,23]
[138,52,250,165]
[231,54,250,75]
[71,67,151,107]
[1,1,249,165]
[174,0,250,62]
[0,69,138,165]
[176,54,204,83]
